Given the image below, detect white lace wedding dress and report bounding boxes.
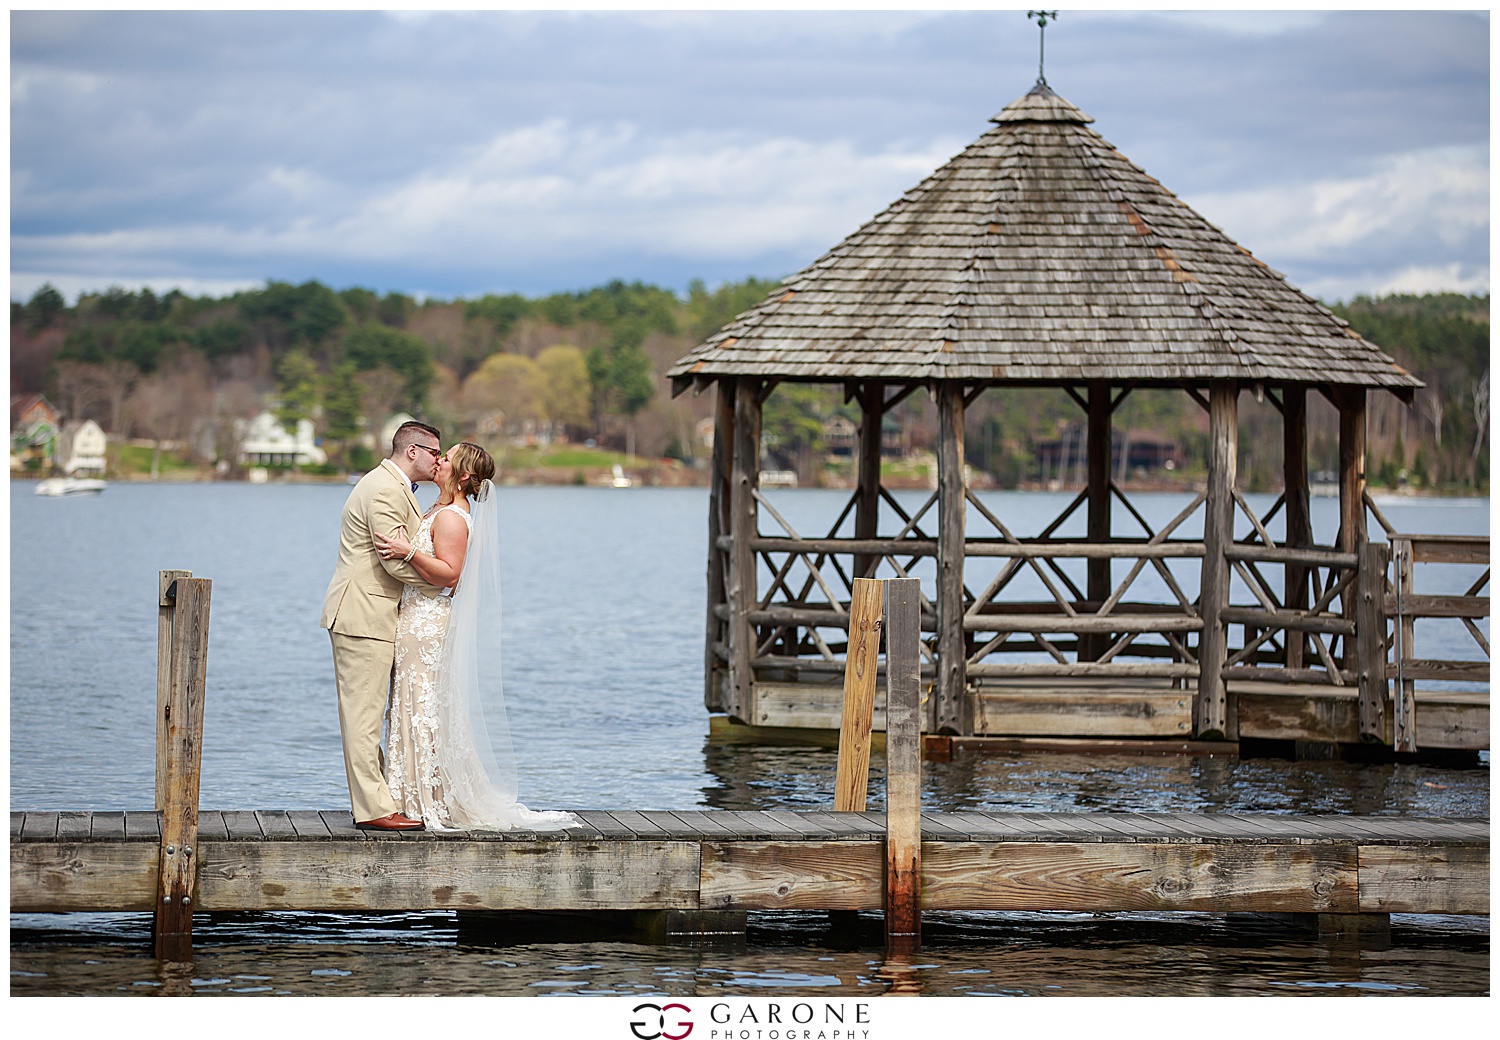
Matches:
[385,499,575,832]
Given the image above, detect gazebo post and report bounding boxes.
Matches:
[1085,381,1113,659]
[1196,383,1238,739]
[855,381,885,579]
[728,377,763,724]
[1336,387,1377,735]
[704,378,736,712]
[935,382,968,734]
[1283,386,1312,671]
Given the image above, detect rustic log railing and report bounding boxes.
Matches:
[1385,533,1490,752]
[717,454,1485,753]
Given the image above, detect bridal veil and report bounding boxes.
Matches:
[431,479,574,830]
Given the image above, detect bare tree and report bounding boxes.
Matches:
[1471,370,1489,469]
[125,353,214,478]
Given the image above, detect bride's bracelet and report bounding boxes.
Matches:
[402,545,416,563]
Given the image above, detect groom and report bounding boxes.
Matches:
[321,420,445,831]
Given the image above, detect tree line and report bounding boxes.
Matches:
[9,281,1489,491]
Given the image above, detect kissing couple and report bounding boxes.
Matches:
[320,420,576,833]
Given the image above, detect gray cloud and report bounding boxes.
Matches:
[9,9,1489,303]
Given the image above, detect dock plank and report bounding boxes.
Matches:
[1018,812,1113,843]
[255,810,298,839]
[664,810,741,838]
[319,811,371,841]
[12,841,159,912]
[56,812,93,842]
[10,813,23,841]
[1358,845,1490,913]
[607,810,674,838]
[90,812,127,841]
[194,839,702,912]
[124,811,160,842]
[700,840,883,910]
[221,811,264,841]
[922,841,1359,913]
[287,811,332,840]
[196,811,230,842]
[919,812,975,840]
[572,810,640,840]
[20,813,59,842]
[761,811,840,838]
[796,811,884,840]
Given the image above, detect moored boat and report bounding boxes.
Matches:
[34,477,107,496]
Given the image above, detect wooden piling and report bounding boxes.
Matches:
[155,569,192,811]
[154,573,211,962]
[835,578,884,812]
[884,577,922,949]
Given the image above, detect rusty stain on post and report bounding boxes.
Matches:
[884,577,923,949]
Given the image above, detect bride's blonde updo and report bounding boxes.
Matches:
[447,442,496,501]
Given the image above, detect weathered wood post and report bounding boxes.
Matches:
[1084,381,1113,661]
[854,382,885,580]
[1338,387,1368,670]
[727,377,763,723]
[1283,387,1312,671]
[934,383,966,734]
[154,571,211,961]
[884,577,922,951]
[1356,541,1390,742]
[1391,537,1418,752]
[835,578,884,812]
[704,379,735,713]
[1196,385,1237,738]
[155,568,192,810]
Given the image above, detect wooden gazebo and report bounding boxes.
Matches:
[668,83,1447,750]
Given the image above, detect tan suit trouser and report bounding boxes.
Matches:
[330,631,399,823]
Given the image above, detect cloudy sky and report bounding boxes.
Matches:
[9,7,1490,306]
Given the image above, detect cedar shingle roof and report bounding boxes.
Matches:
[669,83,1420,391]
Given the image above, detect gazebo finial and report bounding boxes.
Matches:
[1027,10,1059,89]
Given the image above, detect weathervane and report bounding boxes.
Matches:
[1027,10,1059,88]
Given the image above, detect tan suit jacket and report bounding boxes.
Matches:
[323,459,441,822]
[321,459,441,639]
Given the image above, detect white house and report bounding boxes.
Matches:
[378,412,416,454]
[236,411,326,467]
[59,419,108,475]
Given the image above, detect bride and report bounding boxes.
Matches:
[374,442,575,832]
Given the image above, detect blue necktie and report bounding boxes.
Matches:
[411,483,419,493]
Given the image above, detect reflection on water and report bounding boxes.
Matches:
[700,743,1489,819]
[8,909,1490,997]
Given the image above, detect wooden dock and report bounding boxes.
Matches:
[27,569,1479,960]
[12,808,1487,918]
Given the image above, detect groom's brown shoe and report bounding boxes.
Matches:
[355,812,425,831]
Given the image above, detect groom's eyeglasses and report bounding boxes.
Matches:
[413,444,442,459]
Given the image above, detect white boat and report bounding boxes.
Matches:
[611,464,634,488]
[34,477,107,497]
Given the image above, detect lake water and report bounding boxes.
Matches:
[8,482,1489,997]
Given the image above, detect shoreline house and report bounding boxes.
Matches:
[10,394,60,472]
[236,411,326,468]
[58,419,108,476]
